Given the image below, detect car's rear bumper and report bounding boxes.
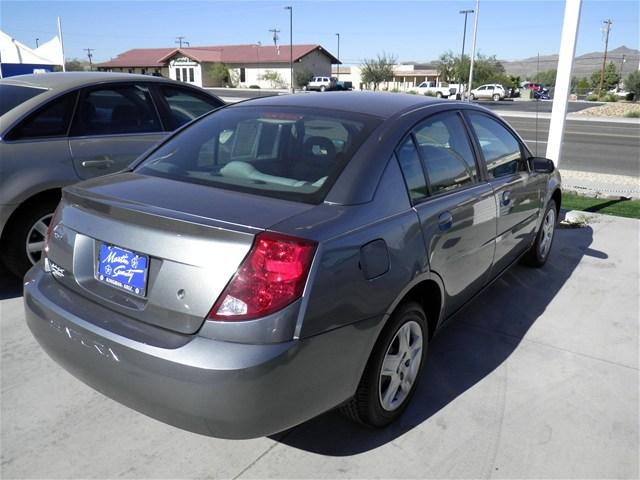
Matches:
[24,266,381,439]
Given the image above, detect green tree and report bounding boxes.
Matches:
[361,52,397,90]
[533,68,557,87]
[295,69,314,88]
[206,62,230,86]
[590,62,620,94]
[575,77,591,95]
[65,59,85,71]
[260,70,286,88]
[625,71,640,99]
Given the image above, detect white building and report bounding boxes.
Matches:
[97,44,339,89]
[332,64,442,91]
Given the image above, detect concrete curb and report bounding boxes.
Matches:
[494,110,640,124]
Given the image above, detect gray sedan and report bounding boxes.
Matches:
[24,92,561,438]
[0,72,223,277]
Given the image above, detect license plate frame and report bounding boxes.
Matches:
[96,243,149,297]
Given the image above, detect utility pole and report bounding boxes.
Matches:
[84,48,94,71]
[619,54,626,89]
[335,33,340,80]
[598,18,612,97]
[459,9,474,97]
[467,0,480,101]
[269,28,280,54]
[284,6,293,93]
[175,36,187,49]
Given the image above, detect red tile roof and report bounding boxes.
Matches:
[97,44,339,68]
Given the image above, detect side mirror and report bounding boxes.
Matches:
[529,157,555,173]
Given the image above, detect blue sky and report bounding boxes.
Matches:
[2,0,638,64]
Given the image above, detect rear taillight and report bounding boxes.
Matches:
[43,204,63,257]
[208,232,317,321]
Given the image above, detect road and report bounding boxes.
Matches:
[1,214,638,478]
[507,117,639,177]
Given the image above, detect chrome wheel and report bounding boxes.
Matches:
[25,213,53,265]
[538,207,556,259]
[379,320,423,412]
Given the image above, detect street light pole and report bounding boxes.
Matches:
[284,6,293,93]
[458,9,474,97]
[35,38,39,48]
[335,33,340,80]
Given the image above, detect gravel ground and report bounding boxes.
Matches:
[575,102,640,117]
[560,169,640,199]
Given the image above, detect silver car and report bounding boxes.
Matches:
[24,92,561,439]
[0,72,223,277]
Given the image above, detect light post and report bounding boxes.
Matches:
[459,9,474,97]
[335,33,340,80]
[284,6,293,92]
[35,38,39,48]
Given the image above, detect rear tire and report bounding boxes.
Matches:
[493,93,500,101]
[523,200,557,268]
[1,200,57,278]
[340,301,428,427]
[320,85,326,92]
[436,91,443,98]
[470,93,476,101]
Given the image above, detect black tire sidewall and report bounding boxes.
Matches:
[531,200,557,266]
[362,302,428,426]
[1,201,57,278]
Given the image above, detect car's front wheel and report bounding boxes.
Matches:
[320,85,326,92]
[341,301,427,427]
[1,201,57,278]
[470,93,476,101]
[493,93,501,101]
[436,91,443,98]
[524,199,557,267]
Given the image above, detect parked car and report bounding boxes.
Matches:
[409,81,457,98]
[25,92,561,439]
[469,84,507,101]
[0,72,224,277]
[305,76,337,92]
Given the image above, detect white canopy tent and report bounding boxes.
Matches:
[0,30,64,77]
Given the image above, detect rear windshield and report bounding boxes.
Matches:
[0,85,47,116]
[137,106,381,203]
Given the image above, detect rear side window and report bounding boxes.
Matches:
[6,91,77,141]
[159,86,222,129]
[0,85,47,116]
[413,112,478,195]
[396,137,428,202]
[137,106,381,204]
[467,112,527,178]
[72,84,161,136]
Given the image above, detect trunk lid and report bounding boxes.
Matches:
[47,172,314,334]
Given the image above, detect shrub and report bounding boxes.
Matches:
[423,90,436,97]
[587,93,600,101]
[624,110,640,118]
[625,71,640,100]
[390,87,400,93]
[249,85,261,89]
[604,93,618,102]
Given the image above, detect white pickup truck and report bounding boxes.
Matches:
[409,81,457,98]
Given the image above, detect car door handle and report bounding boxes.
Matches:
[502,191,511,206]
[438,211,453,231]
[81,159,114,169]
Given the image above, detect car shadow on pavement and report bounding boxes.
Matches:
[275,222,606,456]
[0,264,22,300]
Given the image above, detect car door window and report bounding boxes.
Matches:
[396,137,428,202]
[72,84,160,136]
[159,86,222,129]
[6,91,77,141]
[413,112,478,195]
[467,112,527,179]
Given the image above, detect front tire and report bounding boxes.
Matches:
[470,93,476,101]
[1,200,58,278]
[320,85,326,92]
[436,91,443,98]
[493,93,501,101]
[341,301,428,427]
[524,200,557,267]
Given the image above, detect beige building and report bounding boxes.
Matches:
[332,64,441,91]
[97,44,339,89]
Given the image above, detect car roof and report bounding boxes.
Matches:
[229,91,448,119]
[0,72,176,92]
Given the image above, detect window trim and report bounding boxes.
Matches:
[462,110,532,181]
[394,133,431,204]
[150,83,224,131]
[69,82,164,138]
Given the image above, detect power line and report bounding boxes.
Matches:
[175,36,187,48]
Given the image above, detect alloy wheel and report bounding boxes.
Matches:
[538,207,556,259]
[25,213,53,265]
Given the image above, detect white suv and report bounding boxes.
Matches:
[469,84,507,101]
[305,76,337,92]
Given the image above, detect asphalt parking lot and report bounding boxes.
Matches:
[1,211,638,479]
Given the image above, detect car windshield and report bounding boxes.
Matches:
[0,85,47,116]
[137,106,381,203]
